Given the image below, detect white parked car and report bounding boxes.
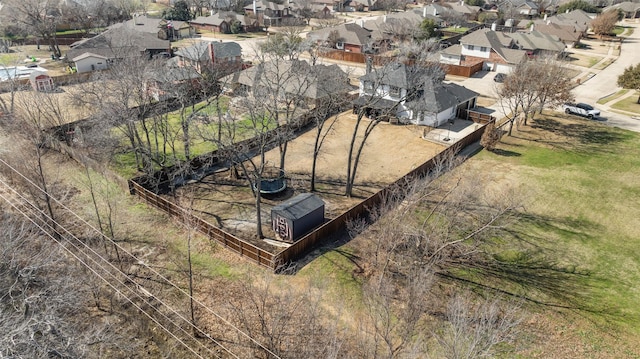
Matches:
[563,103,600,119]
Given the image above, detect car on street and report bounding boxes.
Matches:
[562,102,600,119]
[493,73,507,83]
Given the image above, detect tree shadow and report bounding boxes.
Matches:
[443,210,628,325]
[530,117,627,154]
[491,148,521,157]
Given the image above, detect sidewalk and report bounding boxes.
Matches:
[597,90,640,119]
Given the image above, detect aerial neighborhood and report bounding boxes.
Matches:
[0,0,640,357]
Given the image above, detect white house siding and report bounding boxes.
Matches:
[461,45,490,59]
[410,107,456,127]
[75,56,108,73]
[439,54,461,65]
[495,63,513,73]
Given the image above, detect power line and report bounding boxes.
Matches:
[0,185,212,359]
[0,177,236,359]
[0,157,282,359]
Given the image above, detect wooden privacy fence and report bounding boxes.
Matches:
[318,49,390,66]
[458,109,495,124]
[272,122,490,267]
[129,180,277,269]
[126,121,490,271]
[444,61,484,77]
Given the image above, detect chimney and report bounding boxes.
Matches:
[460,0,464,6]
[383,15,387,23]
[566,9,569,13]
[366,56,372,74]
[491,22,497,31]
[210,9,214,16]
[530,23,534,31]
[543,13,547,21]
[253,0,257,14]
[423,6,427,17]
[208,42,215,64]
[359,19,364,27]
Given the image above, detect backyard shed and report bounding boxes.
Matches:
[29,71,54,92]
[271,193,325,242]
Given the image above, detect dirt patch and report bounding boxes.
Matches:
[173,111,446,252]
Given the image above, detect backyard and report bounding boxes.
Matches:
[173,110,446,252]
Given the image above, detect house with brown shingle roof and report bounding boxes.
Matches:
[529,22,581,48]
[307,23,373,53]
[190,11,258,33]
[508,30,566,58]
[440,28,527,74]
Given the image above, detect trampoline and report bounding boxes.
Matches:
[254,168,287,195]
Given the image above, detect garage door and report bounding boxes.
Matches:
[496,64,512,74]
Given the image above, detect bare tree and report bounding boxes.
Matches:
[1,0,63,58]
[498,58,574,135]
[225,274,344,358]
[435,293,522,359]
[591,10,619,39]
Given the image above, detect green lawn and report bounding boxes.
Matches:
[610,92,640,114]
[110,96,282,178]
[441,26,469,33]
[597,89,629,104]
[474,114,640,343]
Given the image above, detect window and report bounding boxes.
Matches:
[480,46,487,52]
[468,45,474,50]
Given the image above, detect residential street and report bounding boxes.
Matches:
[572,21,640,132]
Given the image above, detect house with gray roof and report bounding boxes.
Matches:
[122,14,194,40]
[224,59,352,106]
[174,41,242,74]
[508,30,566,57]
[307,23,373,53]
[190,11,257,33]
[244,0,297,26]
[67,27,171,71]
[603,2,640,18]
[520,9,594,35]
[440,28,527,74]
[354,63,479,127]
[529,21,582,47]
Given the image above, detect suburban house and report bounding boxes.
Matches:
[307,23,373,53]
[353,63,479,127]
[224,59,352,107]
[67,27,171,73]
[511,0,539,16]
[190,11,257,33]
[603,2,640,19]
[173,41,242,74]
[244,0,296,27]
[508,30,566,57]
[303,0,333,17]
[29,71,54,92]
[448,1,483,20]
[418,3,453,18]
[123,14,195,40]
[520,9,593,35]
[145,66,203,101]
[530,21,582,48]
[439,28,527,74]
